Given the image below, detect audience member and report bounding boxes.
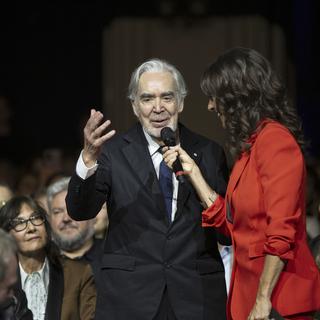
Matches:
[15,173,38,197]
[33,188,49,213]
[0,184,13,209]
[0,228,32,320]
[0,196,96,320]
[0,229,17,305]
[47,177,103,281]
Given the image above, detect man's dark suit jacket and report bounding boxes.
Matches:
[66,123,229,320]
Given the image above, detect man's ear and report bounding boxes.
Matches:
[131,101,139,117]
[178,101,184,113]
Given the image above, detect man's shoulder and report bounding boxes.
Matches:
[60,256,91,272]
[179,123,223,150]
[102,122,142,151]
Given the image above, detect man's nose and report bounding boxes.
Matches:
[153,97,162,112]
[62,209,72,222]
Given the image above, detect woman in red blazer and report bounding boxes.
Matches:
[163,48,320,319]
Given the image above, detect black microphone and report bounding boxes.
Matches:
[160,127,186,184]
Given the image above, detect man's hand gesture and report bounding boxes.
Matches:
[82,109,116,167]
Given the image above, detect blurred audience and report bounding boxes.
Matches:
[0,95,12,139]
[0,184,13,209]
[0,228,32,320]
[306,161,320,241]
[33,188,49,213]
[0,196,96,320]
[310,235,320,269]
[0,159,17,192]
[0,229,17,305]
[15,173,38,198]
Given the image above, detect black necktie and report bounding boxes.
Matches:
[159,157,173,222]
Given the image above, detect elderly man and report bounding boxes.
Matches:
[66,59,229,320]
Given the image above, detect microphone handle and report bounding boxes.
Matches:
[172,159,186,184]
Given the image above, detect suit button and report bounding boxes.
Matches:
[166,235,172,240]
[164,262,171,268]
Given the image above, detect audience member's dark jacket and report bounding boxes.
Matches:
[0,287,33,320]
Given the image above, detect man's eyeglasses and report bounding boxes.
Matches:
[10,214,45,232]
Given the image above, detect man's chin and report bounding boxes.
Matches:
[145,124,177,139]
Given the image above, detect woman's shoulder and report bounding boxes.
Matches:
[255,120,297,146]
[252,120,303,166]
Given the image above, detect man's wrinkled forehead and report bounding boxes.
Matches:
[138,71,177,92]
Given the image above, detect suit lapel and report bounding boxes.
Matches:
[174,124,202,220]
[121,124,167,220]
[227,152,250,197]
[225,152,250,224]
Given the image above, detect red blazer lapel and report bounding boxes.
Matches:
[226,153,250,202]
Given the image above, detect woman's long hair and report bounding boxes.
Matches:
[201,47,305,160]
[0,195,60,266]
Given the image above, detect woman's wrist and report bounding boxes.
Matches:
[208,191,218,204]
[188,166,218,208]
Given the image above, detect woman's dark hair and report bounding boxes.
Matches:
[0,195,60,266]
[200,47,305,159]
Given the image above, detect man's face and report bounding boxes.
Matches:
[0,254,17,305]
[132,72,184,142]
[49,190,94,252]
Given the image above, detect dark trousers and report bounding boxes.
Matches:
[153,287,177,320]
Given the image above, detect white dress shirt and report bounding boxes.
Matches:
[218,245,233,294]
[76,129,179,221]
[20,258,49,320]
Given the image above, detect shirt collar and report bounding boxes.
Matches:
[142,128,161,157]
[20,257,50,290]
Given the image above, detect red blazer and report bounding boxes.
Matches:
[203,120,320,319]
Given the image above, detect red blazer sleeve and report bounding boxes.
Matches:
[202,195,230,236]
[255,124,305,260]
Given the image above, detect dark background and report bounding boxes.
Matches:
[0,0,319,165]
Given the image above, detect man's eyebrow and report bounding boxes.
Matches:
[139,93,155,99]
[161,91,175,97]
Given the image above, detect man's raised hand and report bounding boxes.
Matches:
[83,109,116,167]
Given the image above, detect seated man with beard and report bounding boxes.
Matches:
[46,177,103,282]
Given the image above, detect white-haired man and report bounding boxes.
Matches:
[66,59,229,320]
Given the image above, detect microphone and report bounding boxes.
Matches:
[160,127,186,184]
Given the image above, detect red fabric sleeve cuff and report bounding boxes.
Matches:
[202,195,225,227]
[263,241,294,260]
